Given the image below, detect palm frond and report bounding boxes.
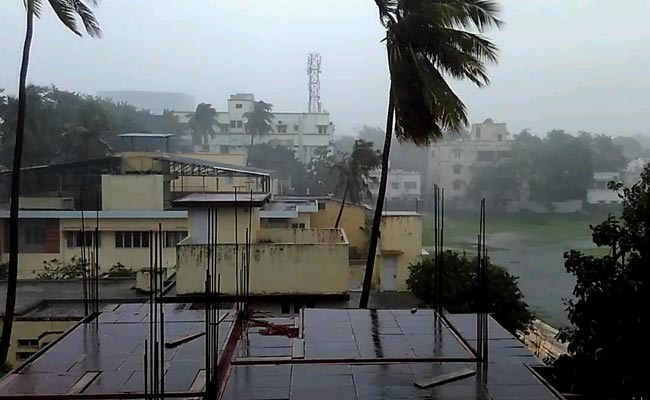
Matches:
[25,0,44,18]
[374,0,398,27]
[48,0,80,35]
[407,0,503,31]
[46,0,101,37]
[71,0,102,37]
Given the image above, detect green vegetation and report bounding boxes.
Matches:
[407,251,533,334]
[106,263,136,278]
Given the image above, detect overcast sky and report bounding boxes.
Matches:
[1,0,649,137]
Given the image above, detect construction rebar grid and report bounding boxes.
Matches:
[144,225,166,399]
[476,199,489,364]
[79,184,100,318]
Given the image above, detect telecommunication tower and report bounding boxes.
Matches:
[307,52,322,113]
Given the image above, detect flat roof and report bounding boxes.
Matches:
[160,154,272,177]
[383,211,421,217]
[173,192,271,208]
[117,133,175,138]
[0,307,557,399]
[0,210,188,219]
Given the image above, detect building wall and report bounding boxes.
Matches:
[257,228,345,244]
[179,152,246,166]
[310,200,368,252]
[176,242,349,295]
[188,208,261,245]
[369,170,421,200]
[0,319,78,367]
[378,215,423,292]
[172,175,266,194]
[102,175,165,211]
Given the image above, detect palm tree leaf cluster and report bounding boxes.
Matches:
[244,101,274,148]
[187,103,218,147]
[375,0,501,144]
[30,0,102,37]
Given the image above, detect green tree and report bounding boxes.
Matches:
[187,103,218,148]
[407,251,533,334]
[60,100,113,162]
[551,168,650,398]
[1,0,101,367]
[248,143,307,194]
[244,101,274,149]
[361,0,502,307]
[305,147,338,196]
[334,139,381,228]
[579,132,627,172]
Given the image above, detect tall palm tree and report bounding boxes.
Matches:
[359,0,501,307]
[0,0,101,366]
[244,100,274,149]
[187,103,218,149]
[335,139,381,228]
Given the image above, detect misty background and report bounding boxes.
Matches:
[1,0,650,136]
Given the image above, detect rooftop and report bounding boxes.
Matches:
[117,133,175,138]
[172,192,271,208]
[382,211,421,217]
[0,210,187,219]
[0,306,559,399]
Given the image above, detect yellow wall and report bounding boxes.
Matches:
[179,152,246,166]
[173,175,265,193]
[119,153,166,174]
[310,200,367,251]
[2,217,187,278]
[261,212,312,229]
[176,242,349,295]
[378,215,423,291]
[188,208,260,245]
[0,319,78,368]
[102,175,165,211]
[257,228,346,244]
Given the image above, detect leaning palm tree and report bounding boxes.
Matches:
[244,100,274,149]
[187,103,218,149]
[334,139,381,228]
[0,0,101,366]
[359,0,501,307]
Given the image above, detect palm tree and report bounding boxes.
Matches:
[334,139,381,228]
[359,0,501,307]
[0,0,101,366]
[244,101,274,149]
[187,103,218,149]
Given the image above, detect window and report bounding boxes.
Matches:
[453,149,461,158]
[404,182,417,190]
[453,180,462,190]
[391,182,400,190]
[294,302,302,314]
[453,165,462,175]
[318,126,327,134]
[25,227,45,245]
[236,120,243,128]
[17,339,39,348]
[66,231,99,248]
[115,231,149,248]
[16,351,36,362]
[477,150,495,162]
[277,125,287,133]
[235,103,243,109]
[165,231,188,248]
[220,125,229,133]
[293,125,299,132]
[497,134,503,141]
[230,120,236,128]
[291,223,306,229]
[220,145,230,154]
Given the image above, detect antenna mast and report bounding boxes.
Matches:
[307,52,322,113]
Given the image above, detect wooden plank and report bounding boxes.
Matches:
[165,332,205,348]
[292,338,305,359]
[413,368,476,389]
[68,371,100,394]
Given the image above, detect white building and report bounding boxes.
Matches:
[587,172,622,205]
[175,93,334,163]
[369,169,421,201]
[622,158,649,187]
[428,119,511,204]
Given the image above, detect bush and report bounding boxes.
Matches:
[106,263,136,278]
[407,251,533,335]
[37,257,85,280]
[0,262,8,280]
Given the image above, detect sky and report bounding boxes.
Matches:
[1,0,650,137]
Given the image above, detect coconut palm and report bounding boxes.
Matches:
[244,100,274,149]
[334,139,381,228]
[187,103,218,149]
[0,0,101,366]
[359,0,501,307]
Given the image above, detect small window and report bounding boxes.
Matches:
[453,149,462,158]
[293,125,299,132]
[220,145,230,153]
[165,231,188,248]
[391,182,399,189]
[66,231,99,248]
[318,126,327,134]
[235,103,243,109]
[236,120,243,128]
[453,180,462,190]
[280,301,290,315]
[230,120,237,128]
[404,182,417,190]
[221,125,229,133]
[453,165,462,174]
[291,223,306,229]
[16,351,36,362]
[17,339,39,348]
[277,125,287,133]
[294,302,302,314]
[115,231,149,248]
[497,134,503,141]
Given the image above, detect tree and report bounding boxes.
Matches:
[305,147,338,196]
[244,101,274,149]
[551,167,650,398]
[467,160,518,210]
[1,0,101,367]
[334,139,381,228]
[407,251,533,334]
[187,103,218,149]
[248,143,307,194]
[360,0,501,307]
[60,100,113,162]
[579,132,627,172]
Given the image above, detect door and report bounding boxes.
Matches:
[381,255,397,291]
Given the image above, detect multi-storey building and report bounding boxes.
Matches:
[428,119,511,206]
[369,169,421,201]
[175,93,335,163]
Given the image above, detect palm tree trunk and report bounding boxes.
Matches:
[335,179,350,229]
[0,3,34,366]
[249,131,255,149]
[359,85,394,308]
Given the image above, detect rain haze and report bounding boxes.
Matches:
[1,0,650,136]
